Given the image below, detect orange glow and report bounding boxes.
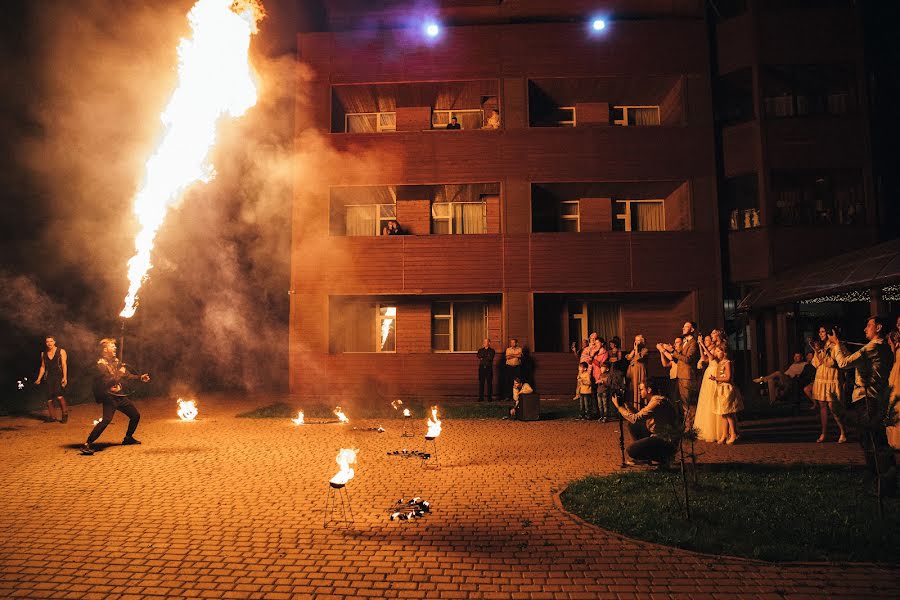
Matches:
[120,0,264,318]
[177,398,198,421]
[329,448,357,485]
[426,406,441,438]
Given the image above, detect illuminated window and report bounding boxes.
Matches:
[612,105,660,126]
[344,111,396,133]
[432,302,487,352]
[432,109,484,129]
[329,300,396,353]
[614,200,665,231]
[560,200,580,232]
[432,201,487,234]
[345,204,396,236]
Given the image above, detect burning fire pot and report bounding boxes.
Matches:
[422,406,442,469]
[324,448,357,528]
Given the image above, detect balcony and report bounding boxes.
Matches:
[728,224,874,283]
[294,231,718,296]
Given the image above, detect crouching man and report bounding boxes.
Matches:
[612,381,679,466]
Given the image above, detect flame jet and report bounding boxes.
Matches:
[120,0,265,318]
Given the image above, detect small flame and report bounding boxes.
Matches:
[177,398,198,421]
[93,417,103,426]
[119,0,265,318]
[334,407,349,423]
[426,406,441,438]
[329,447,358,485]
[292,410,305,425]
[403,408,411,417]
[391,399,403,411]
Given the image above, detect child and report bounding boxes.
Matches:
[576,362,594,420]
[595,362,613,421]
[710,346,743,444]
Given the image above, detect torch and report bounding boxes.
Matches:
[324,448,357,528]
[423,406,442,469]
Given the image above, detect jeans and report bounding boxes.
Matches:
[87,396,140,444]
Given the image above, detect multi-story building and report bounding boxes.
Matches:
[289,1,723,400]
[713,0,881,377]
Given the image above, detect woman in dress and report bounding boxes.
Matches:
[810,326,846,443]
[886,330,900,450]
[607,336,626,394]
[694,334,721,442]
[711,345,743,444]
[34,335,68,423]
[625,334,648,409]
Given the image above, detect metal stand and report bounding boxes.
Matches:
[617,408,628,469]
[401,415,414,438]
[422,436,440,469]
[323,483,354,528]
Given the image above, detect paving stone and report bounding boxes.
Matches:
[0,395,897,599]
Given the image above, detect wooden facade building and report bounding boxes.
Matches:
[290,1,723,400]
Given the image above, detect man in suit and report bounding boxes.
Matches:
[662,321,700,430]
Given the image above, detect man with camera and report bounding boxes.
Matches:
[611,380,679,466]
[829,316,897,497]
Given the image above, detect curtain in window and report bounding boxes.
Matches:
[454,203,486,234]
[333,302,376,352]
[634,202,665,231]
[587,303,620,340]
[346,206,376,236]
[633,108,660,126]
[453,303,485,351]
[457,111,483,129]
[346,114,378,133]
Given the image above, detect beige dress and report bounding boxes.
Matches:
[714,360,744,415]
[888,347,900,450]
[811,345,841,403]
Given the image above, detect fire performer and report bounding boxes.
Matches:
[80,338,150,456]
[34,336,68,423]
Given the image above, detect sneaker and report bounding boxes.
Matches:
[121,437,141,446]
[79,443,95,456]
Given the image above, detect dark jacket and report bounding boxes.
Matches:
[832,338,894,406]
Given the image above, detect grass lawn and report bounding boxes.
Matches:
[560,463,899,563]
[237,398,581,420]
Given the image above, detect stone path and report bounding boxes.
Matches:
[1,395,897,599]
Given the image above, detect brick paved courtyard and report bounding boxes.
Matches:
[1,395,898,599]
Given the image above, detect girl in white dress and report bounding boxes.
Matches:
[694,334,721,442]
[711,346,743,444]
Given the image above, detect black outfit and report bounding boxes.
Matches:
[615,395,679,464]
[832,338,897,496]
[86,356,141,444]
[41,349,64,399]
[476,346,496,401]
[446,122,461,129]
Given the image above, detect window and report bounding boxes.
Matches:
[555,106,576,127]
[432,302,487,352]
[345,204,396,236]
[432,109,484,130]
[560,200,580,232]
[330,302,396,353]
[344,112,396,133]
[612,106,660,126]
[432,201,487,234]
[613,200,665,232]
